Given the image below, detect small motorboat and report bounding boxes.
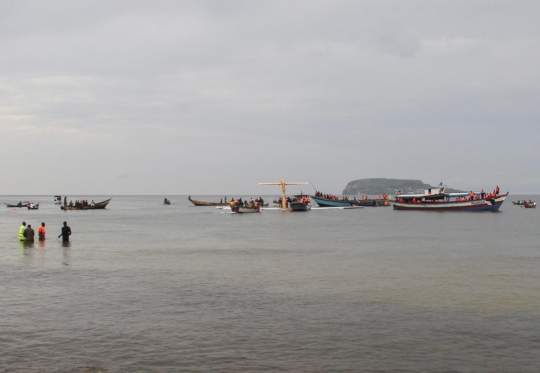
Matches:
[27,203,39,210]
[290,193,311,211]
[522,201,536,208]
[164,198,171,205]
[512,200,525,205]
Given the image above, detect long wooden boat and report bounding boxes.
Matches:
[27,203,39,210]
[188,196,229,206]
[310,195,352,207]
[61,198,111,210]
[231,205,260,213]
[393,186,508,211]
[5,202,30,208]
[352,199,391,207]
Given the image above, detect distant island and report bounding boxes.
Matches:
[342,178,465,195]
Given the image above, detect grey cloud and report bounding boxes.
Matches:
[0,0,539,194]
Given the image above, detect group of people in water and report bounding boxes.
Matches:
[18,221,71,242]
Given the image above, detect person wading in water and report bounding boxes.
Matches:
[58,221,72,241]
[38,222,46,240]
[19,222,26,241]
[24,224,35,242]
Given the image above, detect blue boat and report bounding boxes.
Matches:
[310,195,352,207]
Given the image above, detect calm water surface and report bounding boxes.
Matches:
[1,195,539,372]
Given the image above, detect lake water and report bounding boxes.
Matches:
[1,195,539,372]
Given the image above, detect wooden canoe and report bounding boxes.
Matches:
[188,196,229,206]
[61,198,112,210]
[5,202,30,208]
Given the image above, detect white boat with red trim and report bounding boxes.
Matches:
[393,185,508,211]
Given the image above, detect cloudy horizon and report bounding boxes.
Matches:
[2,1,539,195]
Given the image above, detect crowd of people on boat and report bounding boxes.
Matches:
[274,196,311,204]
[230,197,265,208]
[314,191,344,200]
[394,186,501,204]
[316,191,391,202]
[66,199,95,207]
[356,194,390,201]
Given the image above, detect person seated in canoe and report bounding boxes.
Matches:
[91,200,95,206]
[17,201,22,207]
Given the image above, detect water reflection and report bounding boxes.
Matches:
[62,241,71,266]
[37,244,46,268]
[19,241,35,266]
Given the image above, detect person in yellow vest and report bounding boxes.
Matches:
[19,222,26,241]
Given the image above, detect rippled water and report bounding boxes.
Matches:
[1,195,539,372]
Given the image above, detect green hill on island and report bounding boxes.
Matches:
[342,178,465,195]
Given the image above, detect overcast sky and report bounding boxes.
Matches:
[1,0,539,195]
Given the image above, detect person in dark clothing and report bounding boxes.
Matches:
[24,224,35,242]
[58,221,72,241]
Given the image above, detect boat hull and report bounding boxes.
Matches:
[231,206,260,213]
[188,197,229,206]
[310,196,352,207]
[5,202,29,208]
[352,199,390,207]
[61,198,111,210]
[393,194,508,211]
[289,202,311,211]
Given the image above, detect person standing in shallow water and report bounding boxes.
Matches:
[38,222,46,240]
[24,224,35,242]
[58,221,71,241]
[19,222,26,241]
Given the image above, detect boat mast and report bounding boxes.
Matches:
[259,179,308,210]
